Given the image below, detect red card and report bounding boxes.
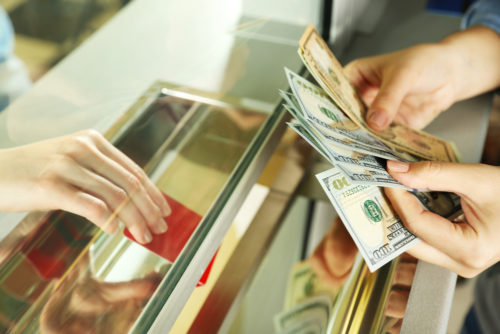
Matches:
[124,193,216,286]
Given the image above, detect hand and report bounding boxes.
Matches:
[40,272,163,333]
[386,160,500,277]
[309,217,358,288]
[0,129,171,244]
[344,44,458,131]
[383,254,417,334]
[344,26,500,131]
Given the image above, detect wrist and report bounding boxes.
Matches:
[439,26,500,100]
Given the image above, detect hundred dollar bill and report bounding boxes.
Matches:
[336,163,415,191]
[299,24,459,163]
[284,261,340,310]
[316,167,419,272]
[287,121,389,173]
[280,90,402,162]
[283,96,420,190]
[274,295,332,334]
[287,122,332,163]
[289,121,417,190]
[282,71,409,162]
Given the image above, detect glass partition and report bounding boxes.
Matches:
[0,82,284,333]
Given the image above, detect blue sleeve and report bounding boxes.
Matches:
[462,0,500,35]
[462,1,500,95]
[0,7,14,64]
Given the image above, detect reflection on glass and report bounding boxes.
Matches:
[0,84,267,333]
[380,255,417,334]
[288,216,418,334]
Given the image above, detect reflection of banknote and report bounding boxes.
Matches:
[316,167,419,272]
[298,24,459,163]
[274,295,332,334]
[279,320,322,334]
[276,262,339,334]
[284,261,340,310]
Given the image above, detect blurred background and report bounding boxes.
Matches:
[0,0,130,81]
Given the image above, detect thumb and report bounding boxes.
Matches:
[366,71,410,132]
[386,160,489,196]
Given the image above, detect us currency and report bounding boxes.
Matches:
[280,90,403,164]
[285,105,415,191]
[282,89,418,191]
[298,24,459,163]
[287,122,333,163]
[281,71,407,162]
[411,191,462,219]
[316,167,419,272]
[285,68,418,162]
[274,295,332,334]
[284,261,340,310]
[288,121,391,172]
[336,163,416,191]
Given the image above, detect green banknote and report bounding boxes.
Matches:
[284,261,340,310]
[316,167,419,272]
[274,295,331,334]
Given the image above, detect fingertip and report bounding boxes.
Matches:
[386,160,410,173]
[162,201,171,217]
[143,230,153,244]
[151,218,168,235]
[367,110,390,131]
[156,190,171,216]
[129,225,153,244]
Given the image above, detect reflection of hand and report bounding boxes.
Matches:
[344,26,500,131]
[309,217,357,288]
[40,272,163,334]
[383,254,417,334]
[0,130,170,244]
[386,160,500,277]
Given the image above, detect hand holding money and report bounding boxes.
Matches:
[385,160,500,277]
[344,26,500,132]
[343,45,459,131]
[282,24,463,272]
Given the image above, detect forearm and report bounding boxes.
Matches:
[440,26,500,101]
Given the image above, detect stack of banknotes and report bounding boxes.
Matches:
[274,261,340,334]
[281,25,462,272]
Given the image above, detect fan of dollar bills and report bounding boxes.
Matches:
[282,25,463,273]
[274,261,340,334]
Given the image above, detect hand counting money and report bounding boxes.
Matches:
[298,24,460,163]
[279,25,463,272]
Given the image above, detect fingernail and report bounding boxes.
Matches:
[387,160,410,173]
[162,200,171,216]
[158,219,168,234]
[143,230,153,244]
[368,110,388,130]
